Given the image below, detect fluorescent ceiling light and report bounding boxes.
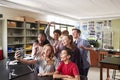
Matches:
[47,15,77,25]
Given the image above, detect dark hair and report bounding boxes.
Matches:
[38,32,47,38]
[62,47,73,57]
[72,28,81,34]
[53,29,61,35]
[68,35,73,44]
[61,30,69,35]
[37,32,49,45]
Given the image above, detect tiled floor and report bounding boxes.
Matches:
[88,67,114,80]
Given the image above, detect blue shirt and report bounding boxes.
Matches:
[76,38,91,69]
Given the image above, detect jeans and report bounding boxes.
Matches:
[80,68,89,80]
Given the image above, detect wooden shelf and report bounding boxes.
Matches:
[6,19,47,59]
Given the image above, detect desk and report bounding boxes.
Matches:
[100,57,120,80]
[0,59,53,80]
[96,49,120,61]
[94,49,120,67]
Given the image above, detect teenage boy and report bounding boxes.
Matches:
[53,47,80,80]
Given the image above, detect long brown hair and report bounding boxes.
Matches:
[40,44,54,60]
[64,35,76,49]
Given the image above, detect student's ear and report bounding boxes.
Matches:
[67,55,71,59]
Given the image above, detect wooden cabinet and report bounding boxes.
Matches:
[90,50,99,67]
[90,49,120,67]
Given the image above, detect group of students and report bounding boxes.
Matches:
[15,22,93,80]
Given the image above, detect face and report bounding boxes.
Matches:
[43,46,52,57]
[54,33,60,40]
[38,34,46,44]
[60,50,69,61]
[72,30,80,39]
[62,36,71,46]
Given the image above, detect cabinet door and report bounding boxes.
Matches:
[90,50,99,67]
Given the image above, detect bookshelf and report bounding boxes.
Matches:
[4,19,48,59]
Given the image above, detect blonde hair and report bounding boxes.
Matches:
[40,44,54,60]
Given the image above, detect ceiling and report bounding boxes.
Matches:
[1,0,120,21]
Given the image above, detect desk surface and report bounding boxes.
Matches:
[100,57,120,65]
[100,57,120,80]
[96,48,120,54]
[0,59,53,80]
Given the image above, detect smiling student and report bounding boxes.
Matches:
[53,47,80,80]
[15,44,59,77]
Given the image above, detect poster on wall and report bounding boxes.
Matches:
[104,20,111,27]
[96,22,103,31]
[88,21,96,39]
[82,24,87,30]
[88,21,94,31]
[96,32,102,40]
[81,22,89,39]
[81,22,88,31]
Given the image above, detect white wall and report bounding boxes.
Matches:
[0,6,47,21]
[0,20,2,49]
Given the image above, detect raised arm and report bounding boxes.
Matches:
[80,45,94,51]
[80,39,94,51]
[53,71,70,79]
[15,51,37,64]
[53,71,80,80]
[44,23,53,43]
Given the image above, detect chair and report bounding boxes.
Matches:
[112,70,120,80]
[111,55,120,80]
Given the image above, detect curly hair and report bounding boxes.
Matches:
[53,29,61,35]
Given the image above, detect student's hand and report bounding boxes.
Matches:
[80,45,86,49]
[48,22,52,26]
[41,73,47,76]
[66,75,73,78]
[63,76,74,80]
[38,73,42,76]
[38,73,47,76]
[48,22,55,26]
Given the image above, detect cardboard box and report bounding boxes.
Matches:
[14,16,24,21]
[7,21,16,27]
[39,21,48,24]
[24,16,36,23]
